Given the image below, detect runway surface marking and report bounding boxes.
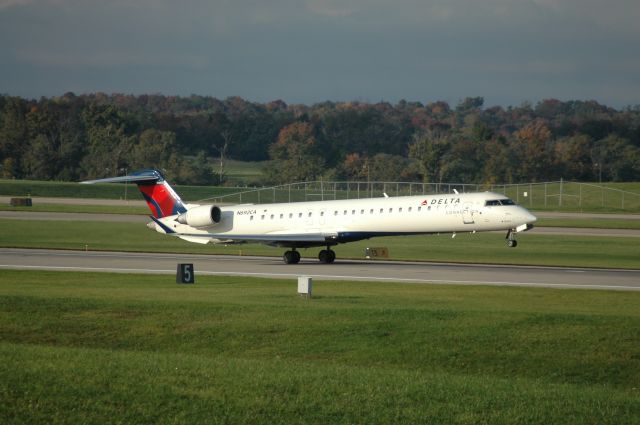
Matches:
[2,248,639,291]
[0,264,636,291]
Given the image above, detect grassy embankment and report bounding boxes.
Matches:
[1,270,639,424]
[1,219,639,269]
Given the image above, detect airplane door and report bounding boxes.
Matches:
[462,206,475,224]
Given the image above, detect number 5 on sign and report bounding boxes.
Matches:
[177,263,195,284]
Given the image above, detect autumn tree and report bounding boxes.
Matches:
[511,120,553,181]
[265,122,324,183]
[409,130,452,183]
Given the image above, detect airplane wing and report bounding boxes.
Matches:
[149,216,335,245]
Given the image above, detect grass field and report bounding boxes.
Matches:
[1,219,639,269]
[1,270,639,424]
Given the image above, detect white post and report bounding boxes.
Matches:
[297,276,312,298]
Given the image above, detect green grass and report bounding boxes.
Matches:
[500,181,640,213]
[1,219,639,269]
[0,203,149,215]
[222,159,266,185]
[1,270,639,424]
[535,218,640,229]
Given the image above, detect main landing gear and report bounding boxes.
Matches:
[318,248,336,264]
[506,229,518,248]
[282,247,336,264]
[283,250,301,264]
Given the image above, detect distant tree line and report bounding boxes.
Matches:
[1,93,639,185]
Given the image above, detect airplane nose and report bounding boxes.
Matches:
[524,211,537,224]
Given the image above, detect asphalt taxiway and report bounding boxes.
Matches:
[1,248,638,291]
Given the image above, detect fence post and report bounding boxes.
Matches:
[579,183,582,208]
[544,183,547,207]
[559,178,563,207]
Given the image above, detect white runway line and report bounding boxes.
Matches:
[1,264,637,291]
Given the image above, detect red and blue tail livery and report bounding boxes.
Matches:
[82,169,187,218]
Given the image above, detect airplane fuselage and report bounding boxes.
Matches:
[83,170,536,264]
[157,191,536,247]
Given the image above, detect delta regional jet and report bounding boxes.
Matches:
[83,169,537,264]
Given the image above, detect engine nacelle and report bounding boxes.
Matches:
[176,205,222,228]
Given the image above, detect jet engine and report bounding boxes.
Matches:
[176,205,222,228]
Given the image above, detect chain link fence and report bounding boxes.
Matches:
[202,180,640,212]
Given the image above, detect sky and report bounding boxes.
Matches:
[1,0,639,108]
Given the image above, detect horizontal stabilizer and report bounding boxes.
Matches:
[81,169,163,185]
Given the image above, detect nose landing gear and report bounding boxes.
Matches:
[505,229,518,248]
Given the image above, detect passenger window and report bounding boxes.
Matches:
[360,209,364,214]
[250,216,254,221]
[320,211,324,216]
[370,209,374,214]
[289,213,293,218]
[389,208,393,213]
[261,215,265,220]
[399,207,403,213]
[279,214,283,219]
[298,213,302,218]
[270,214,274,219]
[380,208,384,213]
[308,212,312,217]
[418,206,421,212]
[408,207,412,212]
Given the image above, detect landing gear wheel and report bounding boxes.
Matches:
[283,250,301,264]
[319,249,336,264]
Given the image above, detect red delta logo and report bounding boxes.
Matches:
[420,199,428,206]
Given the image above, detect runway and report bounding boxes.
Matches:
[1,248,639,291]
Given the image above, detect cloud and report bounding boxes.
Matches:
[1,0,638,106]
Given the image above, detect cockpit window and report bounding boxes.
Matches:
[485,199,516,206]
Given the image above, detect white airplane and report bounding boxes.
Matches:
[83,169,537,264]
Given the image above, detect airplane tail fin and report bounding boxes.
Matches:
[82,169,187,218]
